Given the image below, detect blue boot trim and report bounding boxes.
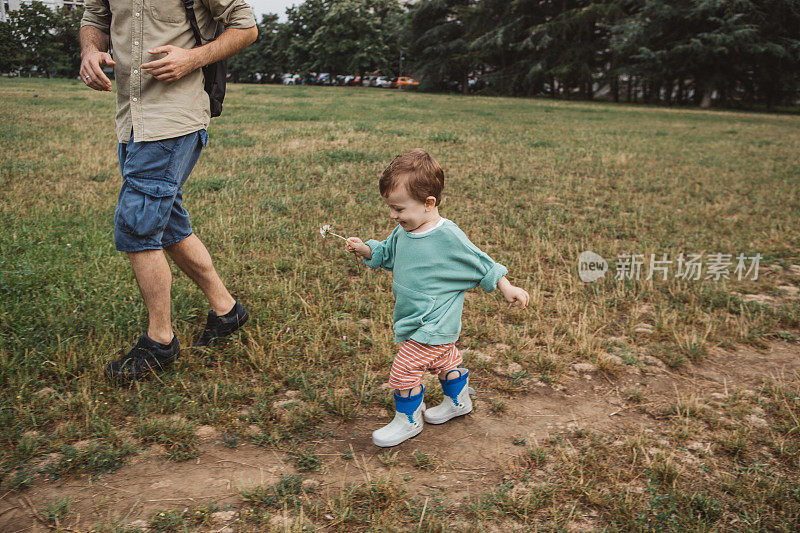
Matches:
[441,369,469,406]
[394,385,424,423]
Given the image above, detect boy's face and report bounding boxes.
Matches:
[383,183,435,233]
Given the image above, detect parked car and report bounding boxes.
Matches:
[389,77,399,88]
[397,76,419,89]
[349,76,362,86]
[281,73,300,85]
[374,76,392,88]
[312,73,331,85]
[362,75,376,87]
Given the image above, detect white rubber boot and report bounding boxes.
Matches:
[424,369,475,424]
[372,386,426,447]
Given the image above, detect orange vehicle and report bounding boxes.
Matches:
[397,76,419,89]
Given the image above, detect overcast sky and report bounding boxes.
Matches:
[247,0,298,22]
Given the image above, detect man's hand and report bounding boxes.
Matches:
[142,27,257,84]
[141,46,200,83]
[345,237,372,260]
[80,50,115,91]
[79,25,114,91]
[497,277,530,309]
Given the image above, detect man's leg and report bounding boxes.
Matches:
[128,249,174,345]
[164,233,235,316]
[156,129,246,349]
[105,244,181,381]
[106,131,208,380]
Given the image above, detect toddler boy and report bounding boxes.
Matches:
[346,149,529,447]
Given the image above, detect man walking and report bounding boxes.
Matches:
[79,0,257,380]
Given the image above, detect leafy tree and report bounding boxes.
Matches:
[466,0,548,96]
[283,0,329,74]
[612,0,800,107]
[405,0,476,93]
[2,0,797,107]
[730,0,800,108]
[0,20,21,73]
[51,6,83,77]
[228,13,287,82]
[9,2,61,77]
[539,1,610,99]
[307,0,402,75]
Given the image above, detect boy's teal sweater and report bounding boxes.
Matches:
[364,218,508,345]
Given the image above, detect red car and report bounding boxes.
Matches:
[397,76,419,89]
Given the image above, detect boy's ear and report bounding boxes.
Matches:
[425,196,437,210]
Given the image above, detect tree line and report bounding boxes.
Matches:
[2,0,799,109]
[0,2,82,78]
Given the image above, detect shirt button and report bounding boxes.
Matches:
[135,12,140,17]
[134,41,139,46]
[132,97,138,102]
[133,69,138,74]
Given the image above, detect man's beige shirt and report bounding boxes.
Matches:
[81,0,255,143]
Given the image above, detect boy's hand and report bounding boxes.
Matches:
[498,277,530,309]
[345,237,372,259]
[503,286,530,309]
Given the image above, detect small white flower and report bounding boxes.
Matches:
[318,224,346,241]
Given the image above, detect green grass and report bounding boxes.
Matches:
[1,79,799,529]
[292,449,322,471]
[41,440,138,479]
[412,449,437,470]
[240,474,304,509]
[44,496,71,525]
[134,418,198,461]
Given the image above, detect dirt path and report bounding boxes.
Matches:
[2,341,798,532]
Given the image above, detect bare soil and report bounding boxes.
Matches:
[2,341,798,532]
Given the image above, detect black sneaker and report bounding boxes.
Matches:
[105,335,180,381]
[194,301,249,348]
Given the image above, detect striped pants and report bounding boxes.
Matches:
[388,339,463,390]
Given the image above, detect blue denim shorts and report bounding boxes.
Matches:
[114,129,208,252]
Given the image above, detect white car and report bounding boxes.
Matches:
[374,76,392,88]
[282,73,300,85]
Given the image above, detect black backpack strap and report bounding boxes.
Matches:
[101,0,111,26]
[180,0,227,118]
[181,0,205,47]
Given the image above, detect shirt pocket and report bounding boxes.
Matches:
[150,2,186,23]
[392,282,436,332]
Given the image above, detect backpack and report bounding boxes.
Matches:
[181,0,227,117]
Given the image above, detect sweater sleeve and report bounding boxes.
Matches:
[363,225,402,271]
[445,227,508,292]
